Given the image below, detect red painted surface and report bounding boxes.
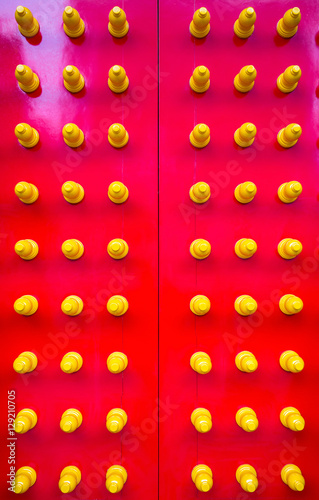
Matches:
[0,1,158,499]
[159,1,319,499]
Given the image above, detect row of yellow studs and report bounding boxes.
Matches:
[15,5,129,39]
[12,464,127,494]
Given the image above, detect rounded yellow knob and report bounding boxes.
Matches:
[236,407,259,432]
[108,123,129,148]
[60,352,83,373]
[107,352,128,374]
[14,295,38,316]
[280,407,305,431]
[234,123,256,147]
[62,181,84,204]
[108,65,129,93]
[15,6,39,37]
[279,294,303,315]
[59,465,81,494]
[235,238,257,258]
[278,181,302,203]
[277,8,301,38]
[234,7,256,38]
[234,181,257,203]
[277,123,302,148]
[190,352,212,374]
[63,7,85,38]
[107,295,128,316]
[15,239,38,260]
[190,65,210,93]
[277,65,301,93]
[15,123,39,148]
[62,123,84,148]
[280,350,304,373]
[15,64,39,93]
[235,295,257,316]
[189,123,210,148]
[14,409,37,434]
[191,408,212,433]
[15,181,39,204]
[189,7,211,38]
[60,408,82,433]
[234,65,257,92]
[14,466,37,494]
[108,7,129,38]
[108,181,129,204]
[106,408,128,433]
[190,295,210,316]
[189,182,211,204]
[63,65,85,93]
[236,464,258,492]
[106,465,128,493]
[278,238,302,259]
[281,464,305,491]
[107,239,129,259]
[13,351,38,373]
[61,295,83,316]
[191,464,213,492]
[235,351,258,373]
[190,239,211,260]
[62,239,84,260]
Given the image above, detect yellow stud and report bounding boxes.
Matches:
[107,295,128,316]
[235,351,258,373]
[235,238,257,259]
[14,409,37,434]
[189,123,210,148]
[13,351,38,373]
[280,407,305,431]
[108,7,129,38]
[234,182,257,204]
[236,407,259,432]
[191,408,212,433]
[15,6,39,37]
[62,239,84,260]
[107,239,129,259]
[234,7,256,38]
[190,295,210,316]
[106,408,128,433]
[62,181,84,204]
[106,465,128,493]
[277,8,301,38]
[108,123,129,148]
[15,239,38,260]
[235,295,257,316]
[234,123,256,147]
[189,66,210,93]
[63,65,85,93]
[279,294,303,315]
[191,464,213,492]
[277,123,302,148]
[60,408,82,433]
[190,352,212,374]
[63,6,85,38]
[281,464,305,491]
[62,123,84,148]
[189,182,211,204]
[278,238,302,259]
[277,65,301,93]
[236,464,258,492]
[15,181,38,204]
[280,350,304,373]
[15,123,39,148]
[278,181,302,203]
[189,7,210,38]
[14,295,38,316]
[60,352,83,373]
[234,65,257,93]
[15,64,39,93]
[59,466,81,494]
[190,239,211,260]
[107,352,128,374]
[61,296,83,316]
[14,466,36,494]
[108,65,129,93]
[108,181,129,204]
